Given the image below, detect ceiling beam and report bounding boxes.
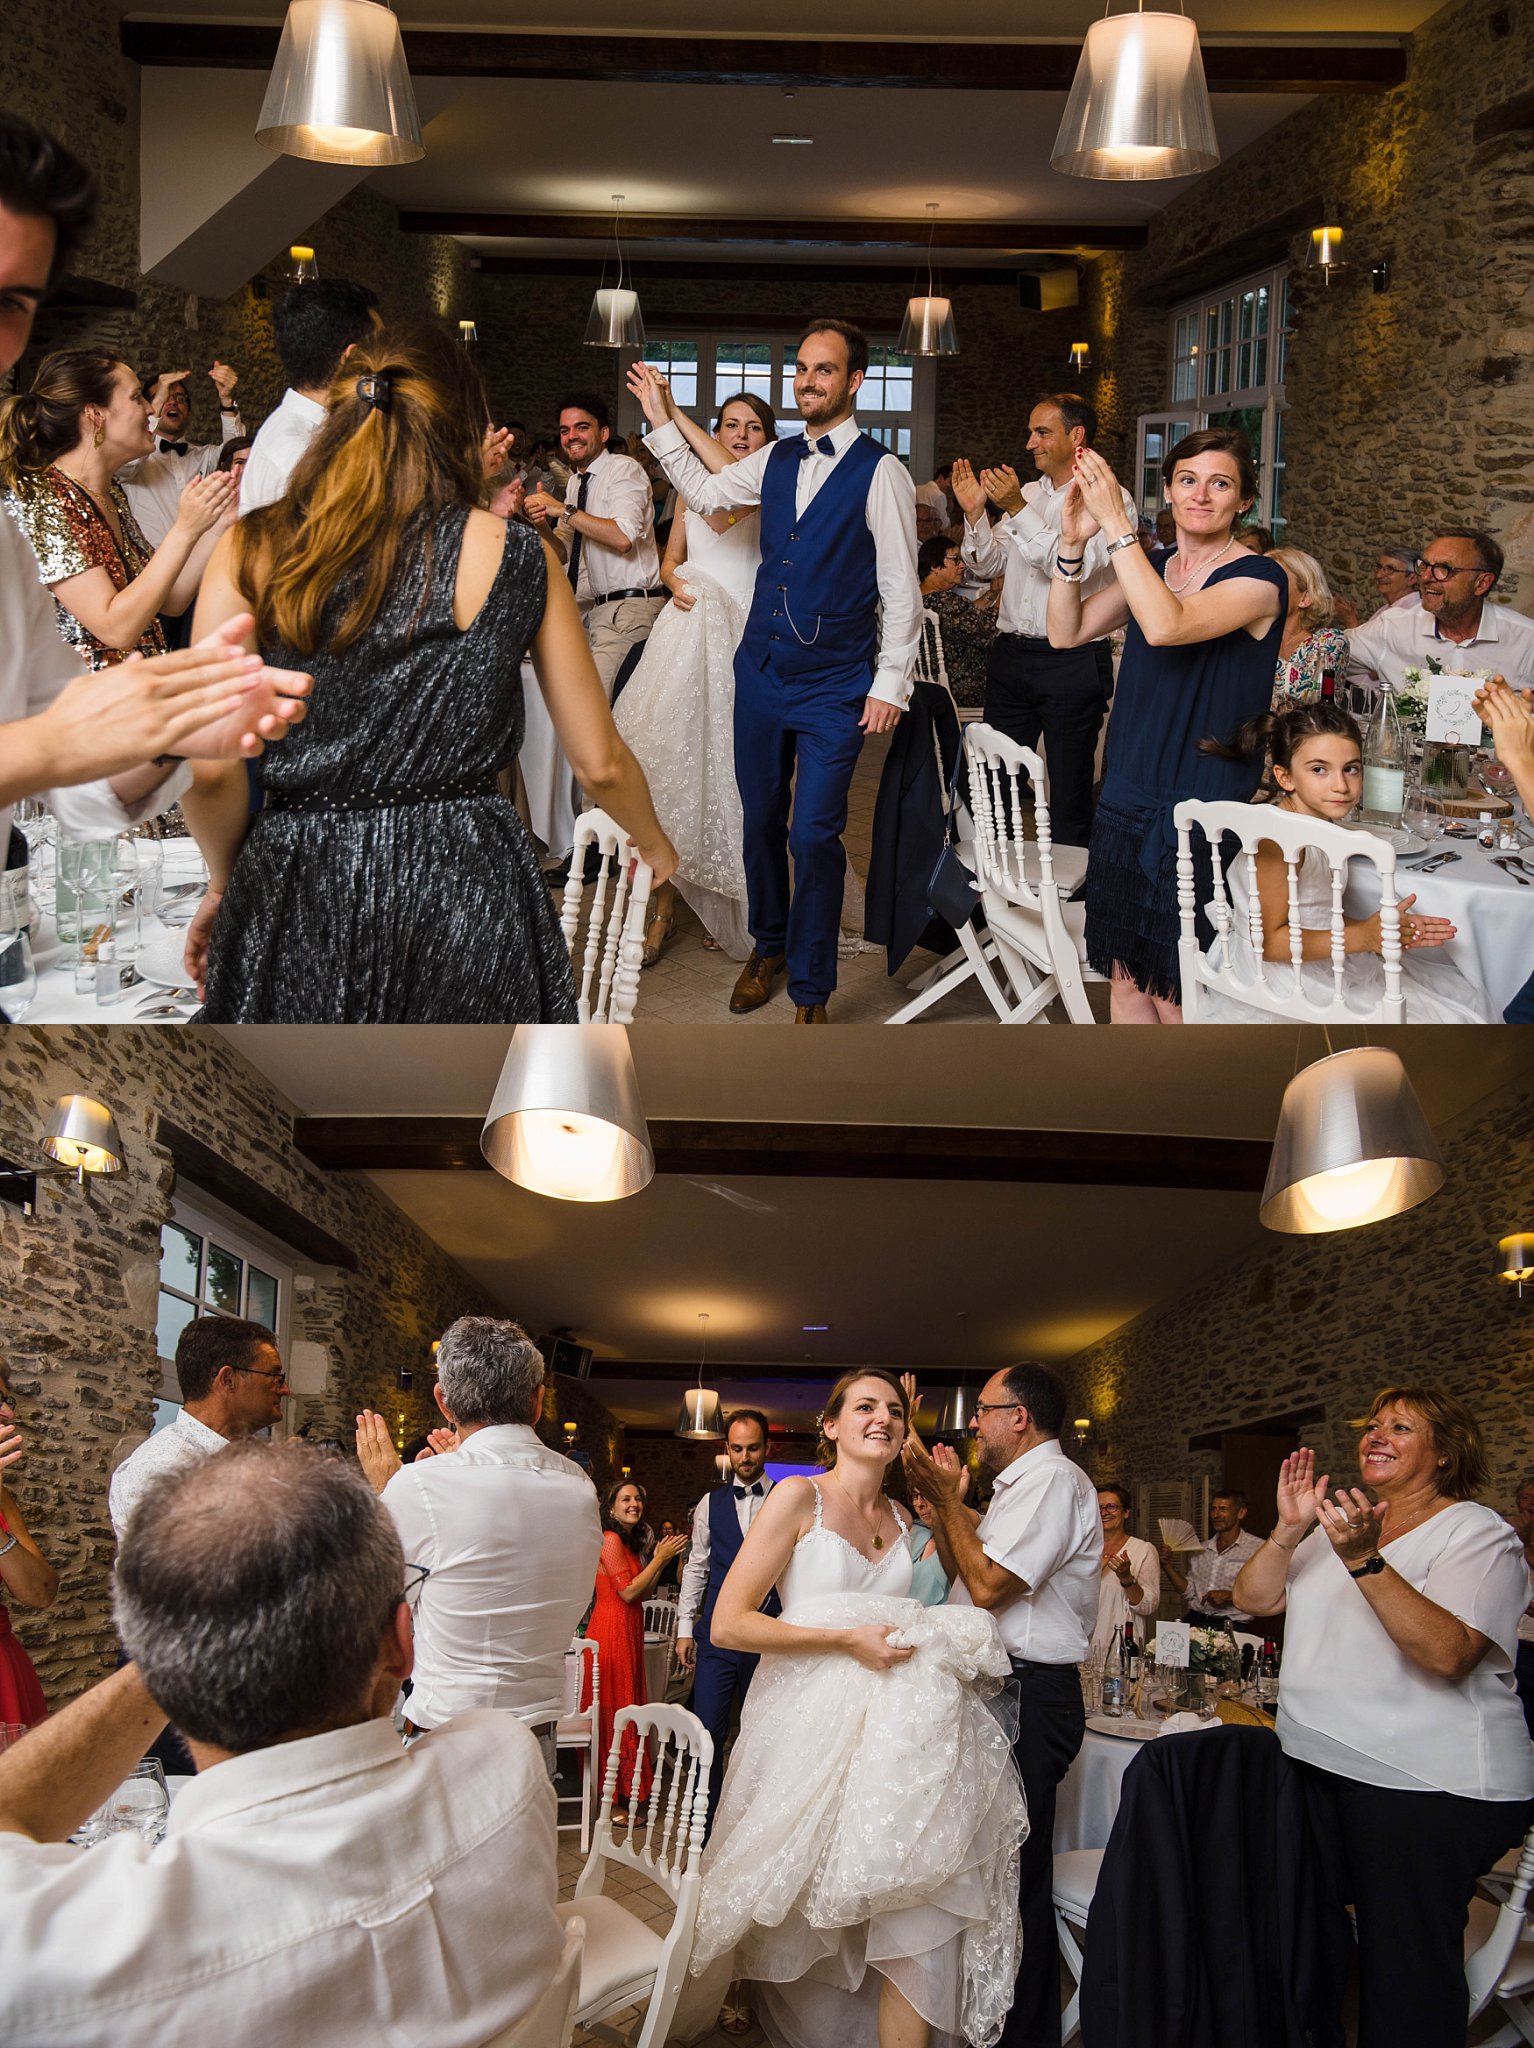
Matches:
[119,24,1408,96]
[405,212,1146,251]
[291,1117,1271,1192]
[475,257,1033,285]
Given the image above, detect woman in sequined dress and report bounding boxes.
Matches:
[0,349,234,670]
[181,324,675,1023]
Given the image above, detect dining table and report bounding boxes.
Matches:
[1347,832,1533,1020]
[1054,1699,1279,1854]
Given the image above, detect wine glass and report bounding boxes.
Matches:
[0,920,36,1020]
[109,1758,170,1844]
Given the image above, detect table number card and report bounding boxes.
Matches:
[1157,1622,1191,1669]
[1425,672,1489,746]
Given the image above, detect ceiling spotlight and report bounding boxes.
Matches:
[772,135,814,145]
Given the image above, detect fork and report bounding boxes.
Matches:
[1493,858,1531,886]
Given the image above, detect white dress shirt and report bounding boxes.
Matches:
[119,414,244,552]
[379,1423,601,1728]
[0,513,190,861]
[960,471,1136,641]
[1183,1529,1265,1621]
[1090,1533,1162,1660]
[1276,1503,1534,1799]
[1346,596,1534,694]
[239,389,328,514]
[108,1409,228,1541]
[948,1437,1102,1664]
[0,1711,563,2048]
[677,1476,774,1640]
[561,449,661,602]
[646,413,923,708]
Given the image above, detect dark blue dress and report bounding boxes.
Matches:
[1084,549,1287,1003]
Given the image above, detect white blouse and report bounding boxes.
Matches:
[1090,1533,1162,1661]
[1275,1500,1534,1799]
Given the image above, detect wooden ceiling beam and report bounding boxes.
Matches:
[119,24,1408,96]
[475,257,1030,284]
[292,1116,1271,1192]
[403,211,1146,251]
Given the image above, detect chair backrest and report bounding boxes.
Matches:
[576,1703,714,1910]
[1466,1821,1534,2018]
[483,1913,585,2048]
[559,808,655,1023]
[562,1635,598,1724]
[643,1598,678,1641]
[1173,797,1405,1023]
[914,607,949,691]
[963,721,1060,915]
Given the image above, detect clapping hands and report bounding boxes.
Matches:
[355,1409,403,1495]
[0,1416,24,1477]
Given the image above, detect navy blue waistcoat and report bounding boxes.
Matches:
[740,432,885,679]
[697,1484,780,1648]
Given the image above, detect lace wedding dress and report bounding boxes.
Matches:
[691,1479,1027,2048]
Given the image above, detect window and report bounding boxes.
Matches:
[1134,414,1197,521]
[156,1193,295,1430]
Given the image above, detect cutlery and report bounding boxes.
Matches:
[1493,857,1530,886]
[135,1002,198,1020]
[1403,850,1461,875]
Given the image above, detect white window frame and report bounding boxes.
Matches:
[156,1190,296,1428]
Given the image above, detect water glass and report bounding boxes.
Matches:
[153,840,209,929]
[0,919,36,1020]
[55,836,116,947]
[110,1758,169,1844]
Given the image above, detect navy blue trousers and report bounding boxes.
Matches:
[690,1638,760,1836]
[733,650,872,1007]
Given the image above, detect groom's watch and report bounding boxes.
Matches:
[1347,1554,1386,1579]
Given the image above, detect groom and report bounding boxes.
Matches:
[630,322,922,1022]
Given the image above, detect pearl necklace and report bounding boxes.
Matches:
[1165,536,1238,595]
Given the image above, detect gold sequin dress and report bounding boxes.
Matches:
[2,467,166,669]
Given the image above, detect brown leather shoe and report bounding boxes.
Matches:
[793,1003,828,1023]
[729,950,786,1013]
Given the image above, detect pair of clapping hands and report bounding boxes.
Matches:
[354,1409,459,1495]
[949,458,1026,525]
[896,1373,972,1518]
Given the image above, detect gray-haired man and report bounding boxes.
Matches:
[355,1316,601,1732]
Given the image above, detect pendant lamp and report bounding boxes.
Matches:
[480,1025,653,1203]
[897,203,959,358]
[256,0,424,168]
[676,1314,725,1440]
[934,1384,980,1435]
[1051,2,1219,182]
[584,196,646,349]
[1260,1046,1444,1235]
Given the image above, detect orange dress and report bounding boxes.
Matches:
[585,1531,652,1804]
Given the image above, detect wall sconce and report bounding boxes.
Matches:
[286,244,319,282]
[563,1419,578,1442]
[1307,226,1390,294]
[715,1451,732,1482]
[1497,1233,1534,1299]
[0,1094,125,1215]
[1072,1415,1093,1444]
[1068,341,1092,374]
[457,318,478,345]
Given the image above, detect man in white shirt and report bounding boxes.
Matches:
[119,361,245,553]
[240,278,380,513]
[915,461,955,542]
[355,1317,600,1733]
[905,1361,1100,2048]
[1160,1488,1265,1628]
[630,322,922,1021]
[0,1438,562,2048]
[1347,526,1534,694]
[108,1315,289,1540]
[955,393,1137,846]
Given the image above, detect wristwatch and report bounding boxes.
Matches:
[1104,531,1140,557]
[1347,1554,1385,1579]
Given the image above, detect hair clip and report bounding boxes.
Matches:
[356,372,392,414]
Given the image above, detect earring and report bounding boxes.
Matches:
[92,425,105,448]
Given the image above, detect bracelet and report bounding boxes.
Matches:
[152,754,185,769]
[1053,566,1084,584]
[1267,1533,1301,1552]
[0,1533,16,1560]
[1056,552,1085,569]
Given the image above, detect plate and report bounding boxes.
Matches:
[132,931,194,989]
[1382,827,1430,858]
[1086,1713,1161,1741]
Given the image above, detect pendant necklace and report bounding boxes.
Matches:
[1166,536,1237,595]
[833,1470,886,1549]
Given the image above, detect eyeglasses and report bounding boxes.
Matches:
[971,1398,1024,1415]
[232,1365,288,1385]
[401,1562,432,1607]
[1417,559,1485,582]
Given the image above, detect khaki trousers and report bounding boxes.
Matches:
[582,593,665,701]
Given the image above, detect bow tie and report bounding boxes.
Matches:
[798,434,835,460]
[733,1482,764,1498]
[158,439,189,456]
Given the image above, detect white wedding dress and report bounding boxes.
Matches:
[1196,843,1490,1022]
[692,1479,1027,2048]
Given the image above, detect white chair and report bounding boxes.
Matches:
[559,807,654,1023]
[557,1702,714,2048]
[642,1598,678,1645]
[555,1637,600,1853]
[1465,1821,1534,2045]
[1052,1846,1104,2045]
[1173,798,1406,1024]
[914,607,949,691]
[484,1914,585,2048]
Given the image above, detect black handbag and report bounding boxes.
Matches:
[926,735,982,929]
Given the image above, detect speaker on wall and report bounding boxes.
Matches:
[1018,268,1081,313]
[544,1335,594,1380]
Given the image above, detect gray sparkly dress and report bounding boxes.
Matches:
[201,507,578,1022]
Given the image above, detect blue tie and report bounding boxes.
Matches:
[798,434,835,460]
[733,1482,764,1498]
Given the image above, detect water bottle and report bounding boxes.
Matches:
[1101,1627,1126,1717]
[1256,1639,1280,1709]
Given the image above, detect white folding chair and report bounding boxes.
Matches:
[557,1703,714,2048]
[484,1914,585,2048]
[555,1637,600,1854]
[1465,1821,1534,2044]
[1052,1846,1104,2045]
[1173,798,1406,1024]
[642,1598,677,1645]
[560,807,653,1023]
[914,607,948,691]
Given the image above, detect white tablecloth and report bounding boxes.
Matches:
[1053,1727,1145,1853]
[518,661,579,859]
[25,918,194,1024]
[1347,838,1532,1020]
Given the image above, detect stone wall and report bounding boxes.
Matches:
[1085,0,1534,615]
[1060,1065,1534,1515]
[0,1025,620,1706]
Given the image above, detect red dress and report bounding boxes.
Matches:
[585,1531,652,1804]
[0,1603,46,1728]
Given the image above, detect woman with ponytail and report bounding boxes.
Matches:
[0,350,234,669]
[1194,700,1489,1020]
[179,322,675,1021]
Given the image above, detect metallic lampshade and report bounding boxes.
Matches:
[480,1025,653,1203]
[256,0,424,167]
[934,1384,979,1434]
[1497,1233,1534,1292]
[1051,10,1220,181]
[583,287,645,349]
[40,1094,123,1177]
[1260,1047,1444,1235]
[897,294,958,357]
[1307,225,1347,270]
[677,1388,726,1440]
[715,1451,733,1480]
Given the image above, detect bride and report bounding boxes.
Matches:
[613,392,772,962]
[694,1369,1027,2048]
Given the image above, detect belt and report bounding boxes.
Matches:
[585,586,664,608]
[998,631,1052,647]
[1008,1655,1079,1674]
[265,774,500,816]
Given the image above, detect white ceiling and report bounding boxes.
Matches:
[216,1026,1534,1430]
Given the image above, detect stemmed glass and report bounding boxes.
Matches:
[0,919,36,1020]
[109,1758,170,1844]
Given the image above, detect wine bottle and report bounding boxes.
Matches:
[1320,668,1336,702]
[1256,1639,1280,1709]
